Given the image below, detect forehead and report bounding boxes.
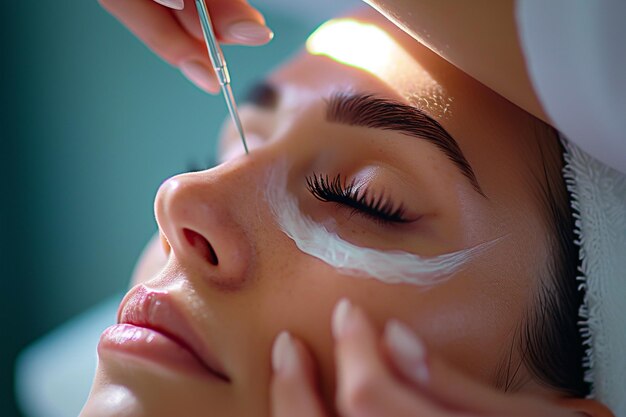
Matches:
[270,14,451,116]
[305,18,452,118]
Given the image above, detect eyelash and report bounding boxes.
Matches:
[305,173,414,224]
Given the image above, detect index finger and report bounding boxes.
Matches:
[100,0,273,92]
[99,0,273,66]
[332,299,441,417]
[270,332,329,417]
[172,0,274,46]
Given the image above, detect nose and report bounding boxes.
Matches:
[154,170,252,287]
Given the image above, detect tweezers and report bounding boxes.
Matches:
[194,0,249,154]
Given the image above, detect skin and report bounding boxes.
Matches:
[82,8,614,417]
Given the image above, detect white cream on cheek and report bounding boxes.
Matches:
[265,165,498,286]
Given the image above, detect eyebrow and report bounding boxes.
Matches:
[327,92,484,196]
[244,82,484,196]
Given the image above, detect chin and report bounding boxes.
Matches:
[81,360,241,417]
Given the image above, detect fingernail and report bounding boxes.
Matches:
[385,320,429,384]
[226,20,274,45]
[179,59,218,93]
[153,0,184,10]
[332,298,352,339]
[272,331,299,375]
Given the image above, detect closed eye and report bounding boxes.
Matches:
[305,173,419,225]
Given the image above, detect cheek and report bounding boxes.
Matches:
[401,268,532,385]
[269,257,532,394]
[256,260,385,405]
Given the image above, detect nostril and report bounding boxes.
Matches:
[183,228,218,266]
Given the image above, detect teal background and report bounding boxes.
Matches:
[0,2,326,416]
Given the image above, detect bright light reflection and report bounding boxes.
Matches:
[306,19,450,117]
[306,19,395,77]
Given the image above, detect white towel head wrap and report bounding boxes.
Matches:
[561,136,626,415]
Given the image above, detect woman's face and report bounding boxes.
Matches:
[82,10,561,417]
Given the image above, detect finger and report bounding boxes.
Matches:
[173,0,273,45]
[154,0,184,10]
[383,320,560,416]
[332,299,441,417]
[271,332,329,417]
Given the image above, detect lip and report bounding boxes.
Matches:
[98,284,229,382]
